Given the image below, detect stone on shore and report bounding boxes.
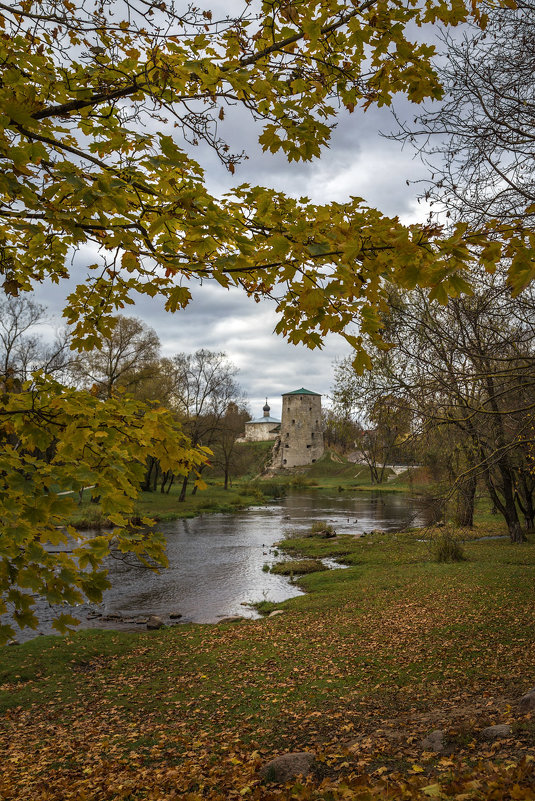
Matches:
[146,615,164,630]
[481,724,512,740]
[519,688,535,712]
[259,752,315,783]
[420,730,445,752]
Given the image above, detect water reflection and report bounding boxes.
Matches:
[3,490,427,642]
[279,490,423,535]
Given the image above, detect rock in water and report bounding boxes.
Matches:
[259,752,315,783]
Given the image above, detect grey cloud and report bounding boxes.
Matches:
[134,283,349,416]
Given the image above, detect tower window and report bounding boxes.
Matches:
[292,419,295,424]
[306,444,311,449]
[311,433,314,438]
[283,459,287,465]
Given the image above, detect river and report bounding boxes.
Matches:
[3,490,428,643]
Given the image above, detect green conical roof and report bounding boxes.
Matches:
[282,387,320,396]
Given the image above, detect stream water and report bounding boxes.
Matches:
[3,490,428,643]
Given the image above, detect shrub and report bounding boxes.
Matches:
[309,520,337,538]
[434,527,467,563]
[289,476,314,489]
[241,480,288,499]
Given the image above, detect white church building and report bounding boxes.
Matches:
[241,400,280,442]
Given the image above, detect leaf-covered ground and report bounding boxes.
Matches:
[1,528,535,799]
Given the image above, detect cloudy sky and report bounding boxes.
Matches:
[36,9,438,422]
[154,103,433,422]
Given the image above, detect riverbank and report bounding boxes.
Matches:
[2,524,534,800]
[67,481,275,529]
[65,452,425,530]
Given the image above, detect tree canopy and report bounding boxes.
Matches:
[3,0,532,365]
[332,274,535,540]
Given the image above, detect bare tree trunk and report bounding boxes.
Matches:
[455,473,476,527]
[485,471,525,543]
[179,474,189,502]
[516,473,535,531]
[160,470,170,493]
[498,466,525,542]
[141,456,156,492]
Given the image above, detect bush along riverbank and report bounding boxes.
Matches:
[2,522,535,800]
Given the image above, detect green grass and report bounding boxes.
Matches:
[269,558,327,575]
[66,480,267,528]
[3,525,535,798]
[3,528,534,715]
[266,451,431,493]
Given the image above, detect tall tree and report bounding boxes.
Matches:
[163,350,243,499]
[71,316,161,399]
[335,277,535,540]
[3,0,534,640]
[0,378,206,643]
[0,296,45,380]
[322,407,360,454]
[211,402,251,490]
[332,367,413,483]
[396,1,535,227]
[0,296,73,383]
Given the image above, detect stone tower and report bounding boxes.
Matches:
[276,388,324,468]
